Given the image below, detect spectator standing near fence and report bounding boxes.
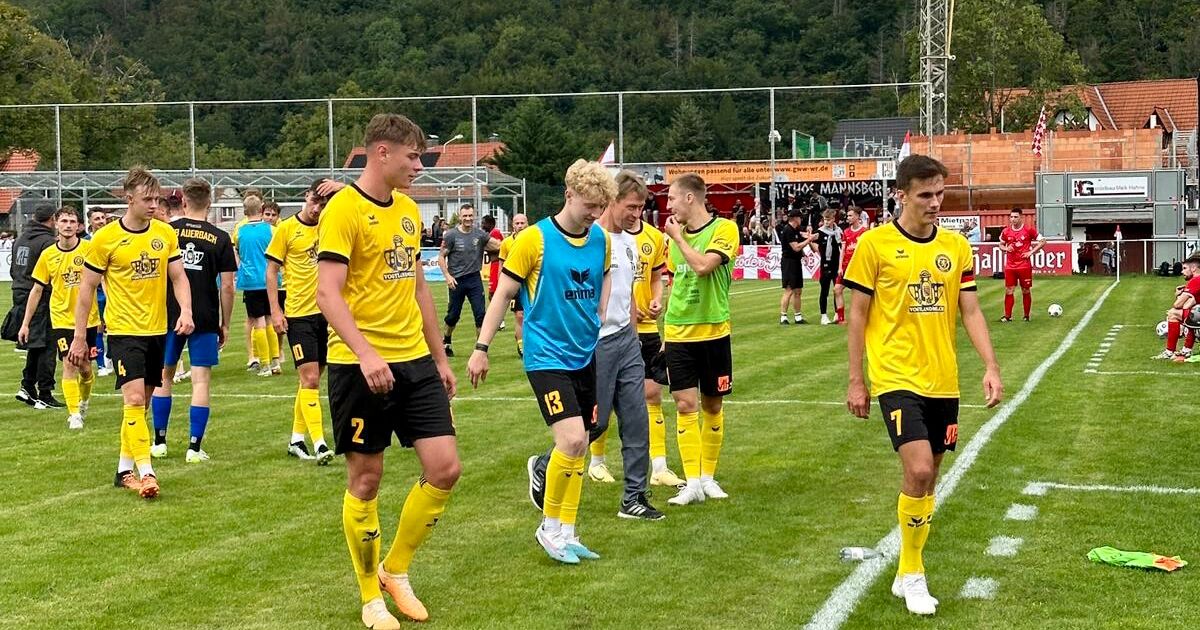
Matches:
[813,209,843,325]
[438,204,500,357]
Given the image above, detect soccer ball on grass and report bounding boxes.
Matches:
[1156,320,1170,338]
[1047,303,1063,318]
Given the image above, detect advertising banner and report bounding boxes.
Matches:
[665,159,883,184]
[938,215,982,243]
[732,245,822,280]
[421,247,444,282]
[973,242,1075,276]
[0,240,10,282]
[1069,176,1149,200]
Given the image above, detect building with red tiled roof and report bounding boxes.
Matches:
[1001,78,1197,133]
[0,150,39,215]
[343,141,506,169]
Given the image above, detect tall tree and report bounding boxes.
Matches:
[661,98,716,162]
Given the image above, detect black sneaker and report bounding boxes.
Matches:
[527,454,545,511]
[998,316,1012,323]
[15,388,35,406]
[618,492,666,521]
[315,444,334,466]
[444,344,455,357]
[39,394,66,409]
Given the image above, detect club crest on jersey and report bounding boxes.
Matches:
[62,269,81,287]
[151,238,164,251]
[935,253,952,272]
[641,242,653,256]
[131,251,160,280]
[382,235,415,280]
[73,255,84,266]
[402,217,416,235]
[907,270,945,313]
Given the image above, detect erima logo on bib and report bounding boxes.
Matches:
[564,268,595,300]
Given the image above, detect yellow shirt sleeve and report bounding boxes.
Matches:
[84,231,111,273]
[842,232,878,293]
[708,220,741,263]
[30,248,52,285]
[317,200,357,263]
[958,236,977,290]
[165,225,181,261]
[654,231,668,270]
[265,221,289,264]
[501,228,543,281]
[604,229,612,273]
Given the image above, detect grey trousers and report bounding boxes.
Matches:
[591,324,651,502]
[535,324,650,503]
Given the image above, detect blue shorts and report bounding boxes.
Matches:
[164,331,220,368]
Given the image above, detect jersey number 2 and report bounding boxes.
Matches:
[350,417,365,444]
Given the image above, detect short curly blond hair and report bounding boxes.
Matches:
[564,159,617,206]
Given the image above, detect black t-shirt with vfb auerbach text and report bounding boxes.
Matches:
[168,218,238,333]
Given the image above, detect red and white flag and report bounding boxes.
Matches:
[1032,105,1048,157]
[598,140,616,165]
[897,130,911,160]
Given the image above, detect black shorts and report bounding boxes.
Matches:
[781,257,804,289]
[286,313,328,367]
[53,327,97,361]
[278,290,287,313]
[243,290,270,319]
[327,356,455,454]
[639,332,668,385]
[510,296,524,313]
[878,390,959,454]
[527,362,597,426]
[107,334,167,389]
[665,336,733,397]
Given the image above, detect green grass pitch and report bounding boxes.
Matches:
[1,275,1197,629]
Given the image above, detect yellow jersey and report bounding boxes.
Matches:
[30,239,100,330]
[84,218,181,336]
[265,214,319,317]
[502,218,611,305]
[630,221,668,334]
[498,233,518,262]
[842,221,977,398]
[317,184,428,364]
[664,217,740,342]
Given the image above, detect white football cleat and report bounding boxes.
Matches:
[78,398,90,418]
[821,314,832,325]
[700,478,729,499]
[150,443,168,458]
[67,413,84,430]
[360,597,402,630]
[173,369,191,383]
[185,448,210,464]
[897,573,939,615]
[667,482,706,506]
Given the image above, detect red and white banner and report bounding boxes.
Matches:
[733,245,822,280]
[973,242,1074,276]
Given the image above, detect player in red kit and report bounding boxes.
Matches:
[832,209,868,324]
[1153,254,1200,361]
[998,208,1045,322]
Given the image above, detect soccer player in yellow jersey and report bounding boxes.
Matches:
[496,212,528,356]
[661,174,741,506]
[69,166,195,500]
[843,155,1003,616]
[316,114,459,628]
[268,178,338,465]
[19,208,100,430]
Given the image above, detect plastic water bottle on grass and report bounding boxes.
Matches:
[839,547,882,562]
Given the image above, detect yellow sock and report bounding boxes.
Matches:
[124,405,152,471]
[252,327,270,365]
[119,413,132,461]
[342,490,383,603]
[590,422,609,460]
[62,377,81,415]
[700,408,725,477]
[558,456,586,526]
[79,371,94,405]
[897,492,934,575]
[648,403,666,460]
[291,391,305,436]
[543,448,578,520]
[383,477,452,575]
[676,411,701,480]
[267,330,281,361]
[298,387,325,443]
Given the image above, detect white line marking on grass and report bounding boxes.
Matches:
[1024,481,1200,496]
[1083,324,1123,373]
[729,285,781,296]
[804,280,1119,630]
[986,536,1024,557]
[1005,504,1038,521]
[960,577,999,600]
[1085,369,1197,376]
